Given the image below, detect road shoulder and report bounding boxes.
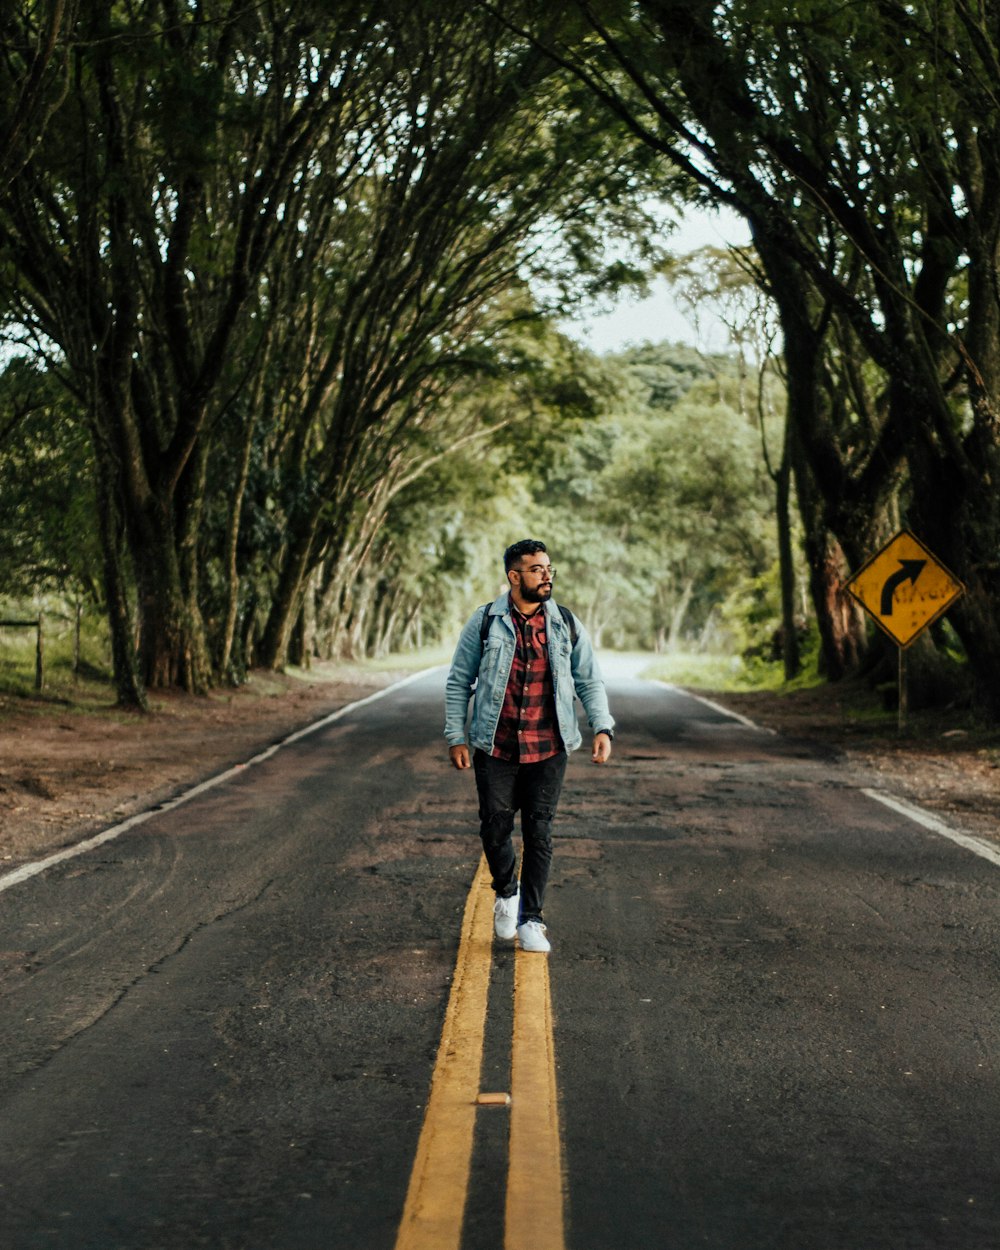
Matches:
[0,662,430,868]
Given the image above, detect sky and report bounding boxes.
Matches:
[562,204,751,355]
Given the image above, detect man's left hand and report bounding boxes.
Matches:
[592,732,612,764]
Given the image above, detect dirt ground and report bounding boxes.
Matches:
[714,682,1000,845]
[1,663,997,871]
[0,664,423,869]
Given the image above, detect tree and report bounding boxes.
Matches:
[297,320,632,660]
[669,246,803,676]
[236,19,672,671]
[0,357,101,601]
[2,3,402,701]
[0,1,672,702]
[498,341,777,654]
[0,0,79,188]
[501,0,1000,712]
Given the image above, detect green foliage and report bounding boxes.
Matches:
[638,651,783,692]
[0,357,101,601]
[560,0,1000,706]
[613,341,718,409]
[383,337,789,658]
[0,0,689,696]
[509,344,779,651]
[0,3,808,691]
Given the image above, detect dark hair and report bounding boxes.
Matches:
[503,539,547,572]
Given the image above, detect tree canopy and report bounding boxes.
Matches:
[514,0,1000,711]
[4,0,1000,721]
[0,0,673,705]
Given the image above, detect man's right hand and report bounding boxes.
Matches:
[449,745,471,770]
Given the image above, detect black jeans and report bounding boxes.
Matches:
[472,749,568,924]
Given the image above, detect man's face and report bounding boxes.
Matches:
[511,553,555,603]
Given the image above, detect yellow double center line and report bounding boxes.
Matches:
[393,857,566,1250]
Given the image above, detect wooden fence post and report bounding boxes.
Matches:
[73,600,82,681]
[35,613,44,691]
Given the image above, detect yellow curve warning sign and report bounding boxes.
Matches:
[846,530,965,648]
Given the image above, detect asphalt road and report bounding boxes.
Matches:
[2,661,1000,1250]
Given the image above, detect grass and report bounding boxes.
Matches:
[637,649,818,693]
[0,615,115,709]
[4,624,997,750]
[641,647,1000,748]
[1,620,793,711]
[284,645,452,681]
[0,618,451,721]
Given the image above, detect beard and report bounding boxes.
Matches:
[520,581,553,604]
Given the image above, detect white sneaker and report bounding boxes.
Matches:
[494,892,519,940]
[517,919,551,953]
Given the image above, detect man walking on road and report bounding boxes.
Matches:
[445,539,614,953]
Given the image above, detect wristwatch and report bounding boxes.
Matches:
[595,728,614,740]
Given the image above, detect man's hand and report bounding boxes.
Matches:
[449,744,471,770]
[592,733,612,764]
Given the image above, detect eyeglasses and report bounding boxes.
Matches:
[516,564,556,579]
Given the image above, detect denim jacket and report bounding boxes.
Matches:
[444,591,614,754]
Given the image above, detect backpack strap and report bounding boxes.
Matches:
[478,602,492,646]
[558,604,579,647]
[479,601,578,649]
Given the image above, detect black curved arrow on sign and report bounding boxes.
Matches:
[880,559,926,615]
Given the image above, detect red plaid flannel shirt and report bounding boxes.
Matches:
[490,605,563,763]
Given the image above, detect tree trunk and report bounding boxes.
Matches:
[915,224,1000,717]
[667,577,695,650]
[300,570,318,669]
[374,600,402,659]
[775,416,801,680]
[904,398,1000,719]
[807,528,866,681]
[219,415,257,680]
[758,243,882,680]
[258,519,320,671]
[90,442,147,710]
[347,576,377,659]
[175,439,211,693]
[133,507,189,689]
[129,472,210,693]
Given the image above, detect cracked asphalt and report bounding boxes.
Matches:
[3,662,1000,1249]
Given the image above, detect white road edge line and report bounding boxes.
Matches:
[0,667,442,896]
[863,788,1000,870]
[656,681,778,734]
